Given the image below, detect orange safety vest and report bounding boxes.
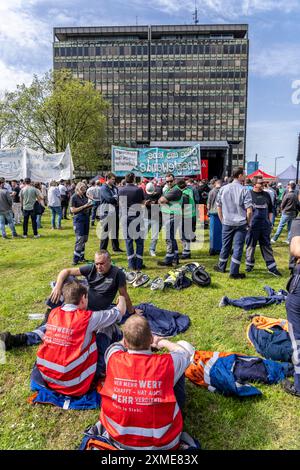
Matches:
[100,351,183,450]
[36,306,98,397]
[185,350,241,389]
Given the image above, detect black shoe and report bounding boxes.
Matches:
[64,217,70,220]
[246,266,254,273]
[173,259,180,267]
[113,248,124,253]
[214,265,226,273]
[281,379,300,397]
[0,332,28,350]
[72,261,79,266]
[180,255,191,260]
[157,260,173,267]
[91,221,95,226]
[268,268,282,277]
[229,273,246,279]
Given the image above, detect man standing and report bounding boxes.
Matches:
[282,219,300,397]
[215,168,253,279]
[157,174,183,267]
[0,178,18,239]
[99,315,192,450]
[70,182,93,265]
[245,176,281,276]
[20,178,43,239]
[99,173,122,252]
[119,173,145,271]
[271,182,299,244]
[87,181,101,227]
[207,179,222,256]
[11,180,22,225]
[144,181,162,257]
[58,179,69,220]
[47,181,62,230]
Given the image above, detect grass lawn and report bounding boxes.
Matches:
[0,210,299,450]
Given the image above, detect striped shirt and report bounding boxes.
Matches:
[217,180,252,226]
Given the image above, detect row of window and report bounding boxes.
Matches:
[54,42,247,57]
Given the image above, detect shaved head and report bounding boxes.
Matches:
[123,315,152,350]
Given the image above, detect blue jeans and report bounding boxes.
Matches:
[50,206,62,229]
[0,211,17,237]
[218,224,247,275]
[144,217,160,252]
[123,216,144,270]
[91,201,100,223]
[162,214,181,265]
[273,213,295,241]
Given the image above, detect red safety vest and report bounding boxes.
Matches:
[100,351,183,450]
[36,306,98,396]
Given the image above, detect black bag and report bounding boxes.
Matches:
[33,201,45,215]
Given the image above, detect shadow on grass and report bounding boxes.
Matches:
[184,382,280,450]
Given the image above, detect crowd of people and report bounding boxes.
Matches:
[0,170,297,277]
[2,169,300,450]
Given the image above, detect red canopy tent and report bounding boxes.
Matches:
[246,169,276,181]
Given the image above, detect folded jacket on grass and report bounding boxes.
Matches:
[185,350,293,397]
[28,365,102,410]
[247,315,292,362]
[121,302,191,337]
[219,285,288,311]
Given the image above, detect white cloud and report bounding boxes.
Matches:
[0,59,34,92]
[251,44,300,77]
[247,120,300,172]
[149,0,300,18]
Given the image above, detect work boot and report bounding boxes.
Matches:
[229,273,246,279]
[0,332,28,350]
[281,379,300,397]
[214,265,226,273]
[157,260,172,267]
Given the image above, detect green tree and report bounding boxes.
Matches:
[0,69,109,172]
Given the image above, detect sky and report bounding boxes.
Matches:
[1,0,300,175]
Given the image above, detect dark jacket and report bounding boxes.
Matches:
[281,190,299,217]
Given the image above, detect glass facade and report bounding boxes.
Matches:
[53,25,248,167]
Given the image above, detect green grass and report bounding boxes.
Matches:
[0,211,298,450]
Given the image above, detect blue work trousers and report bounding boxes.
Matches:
[218,223,247,275]
[123,216,144,270]
[286,270,300,392]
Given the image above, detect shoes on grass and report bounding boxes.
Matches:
[281,379,300,397]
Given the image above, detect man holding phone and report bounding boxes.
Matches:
[70,182,93,265]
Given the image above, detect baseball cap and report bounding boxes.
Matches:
[145,182,155,194]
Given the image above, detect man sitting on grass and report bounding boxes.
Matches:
[99,315,193,450]
[33,280,127,396]
[0,250,141,350]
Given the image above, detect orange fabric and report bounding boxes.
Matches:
[185,350,243,387]
[86,439,118,451]
[198,204,209,223]
[246,315,289,347]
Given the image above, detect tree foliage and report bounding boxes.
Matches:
[0,69,109,172]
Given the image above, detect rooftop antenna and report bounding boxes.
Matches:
[193,1,199,24]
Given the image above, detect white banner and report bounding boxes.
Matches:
[0,144,74,182]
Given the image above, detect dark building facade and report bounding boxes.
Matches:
[53,24,249,177]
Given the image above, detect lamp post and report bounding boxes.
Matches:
[274,156,284,176]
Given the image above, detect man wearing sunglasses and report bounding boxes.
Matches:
[157,174,183,267]
[245,176,281,277]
